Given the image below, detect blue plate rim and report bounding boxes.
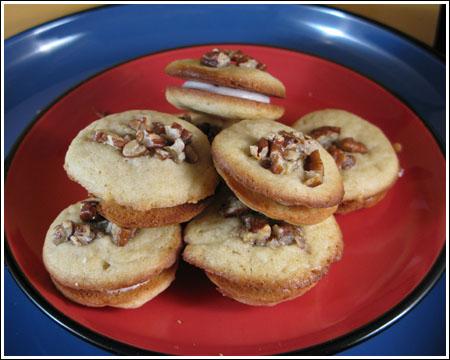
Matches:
[5,4,446,355]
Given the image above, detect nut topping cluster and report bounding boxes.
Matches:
[249,130,323,187]
[52,200,136,247]
[201,48,267,70]
[309,126,368,170]
[93,116,198,163]
[221,195,306,249]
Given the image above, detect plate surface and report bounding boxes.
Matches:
[5,44,445,355]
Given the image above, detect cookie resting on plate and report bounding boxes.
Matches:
[211,119,344,225]
[293,109,400,213]
[183,191,343,306]
[64,110,219,228]
[42,200,182,308]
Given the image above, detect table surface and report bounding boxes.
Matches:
[4,4,446,356]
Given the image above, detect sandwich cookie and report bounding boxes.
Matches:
[43,200,182,308]
[183,191,343,306]
[293,109,400,213]
[64,110,219,228]
[212,120,344,225]
[165,48,285,121]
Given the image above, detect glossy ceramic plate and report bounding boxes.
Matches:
[5,43,445,355]
[5,5,445,355]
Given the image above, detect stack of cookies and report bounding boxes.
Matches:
[183,119,345,305]
[165,48,286,139]
[43,48,401,309]
[43,110,218,308]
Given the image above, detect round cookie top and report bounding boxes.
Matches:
[211,120,344,208]
[165,58,286,98]
[64,110,219,210]
[293,109,399,202]
[43,201,182,290]
[183,195,343,287]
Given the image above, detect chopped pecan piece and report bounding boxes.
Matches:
[337,137,368,153]
[53,220,74,245]
[184,144,199,163]
[303,150,324,187]
[70,224,96,246]
[238,58,259,69]
[393,142,402,153]
[180,128,193,144]
[201,49,231,68]
[328,145,356,170]
[241,224,272,246]
[107,222,136,247]
[270,152,285,174]
[122,140,148,157]
[141,132,167,149]
[164,138,186,163]
[93,130,128,149]
[80,200,102,222]
[151,121,166,135]
[327,145,346,168]
[154,148,170,160]
[341,154,356,170]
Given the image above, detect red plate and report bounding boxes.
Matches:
[5,45,445,355]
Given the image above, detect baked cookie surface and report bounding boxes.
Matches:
[293,109,399,213]
[165,49,286,121]
[212,120,344,208]
[183,193,343,305]
[64,110,218,210]
[166,86,284,121]
[43,201,182,292]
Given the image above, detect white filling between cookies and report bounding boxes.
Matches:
[182,80,271,104]
[105,279,149,294]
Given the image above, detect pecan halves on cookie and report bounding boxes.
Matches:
[328,145,355,170]
[337,137,368,153]
[303,150,324,187]
[309,126,341,148]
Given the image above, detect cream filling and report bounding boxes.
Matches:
[182,80,270,104]
[105,278,150,294]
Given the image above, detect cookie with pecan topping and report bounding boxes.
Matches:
[42,200,182,308]
[212,120,343,225]
[165,48,285,121]
[183,191,343,306]
[64,110,219,227]
[293,109,400,214]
